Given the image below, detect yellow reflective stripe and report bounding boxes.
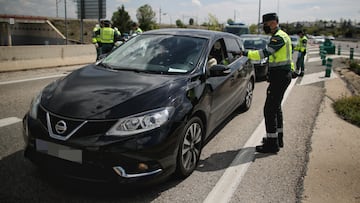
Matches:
[269,60,292,67]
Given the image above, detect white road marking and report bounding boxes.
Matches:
[0,74,66,85]
[0,117,22,128]
[204,78,297,203]
[299,71,337,86]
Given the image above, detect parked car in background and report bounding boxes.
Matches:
[23,29,255,185]
[241,35,269,80]
[223,22,250,36]
[313,36,325,44]
[290,35,299,52]
[241,34,270,42]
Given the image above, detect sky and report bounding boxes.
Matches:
[0,0,359,25]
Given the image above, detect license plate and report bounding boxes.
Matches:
[36,139,82,164]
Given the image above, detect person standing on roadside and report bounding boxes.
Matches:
[94,20,119,56]
[92,23,102,60]
[294,30,308,76]
[130,22,143,35]
[243,13,293,153]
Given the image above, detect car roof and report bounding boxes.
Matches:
[143,28,239,40]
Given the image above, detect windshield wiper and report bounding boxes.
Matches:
[111,67,142,73]
[98,62,114,69]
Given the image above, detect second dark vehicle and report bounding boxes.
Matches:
[23,29,255,184]
[241,35,269,80]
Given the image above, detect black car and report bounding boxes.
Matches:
[242,36,269,81]
[23,29,255,184]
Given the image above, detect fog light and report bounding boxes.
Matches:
[138,163,149,171]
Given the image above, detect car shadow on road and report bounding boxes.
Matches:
[197,147,278,173]
[0,150,185,202]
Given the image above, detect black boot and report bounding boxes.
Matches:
[256,138,280,153]
[262,134,283,148]
[278,133,283,148]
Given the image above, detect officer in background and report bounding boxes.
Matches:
[92,23,102,60]
[243,13,293,153]
[130,22,143,35]
[94,20,119,56]
[114,27,121,36]
[294,30,308,76]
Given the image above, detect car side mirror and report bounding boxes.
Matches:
[209,64,231,77]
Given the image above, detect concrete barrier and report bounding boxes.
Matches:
[0,44,96,72]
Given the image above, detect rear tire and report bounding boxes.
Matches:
[175,116,203,179]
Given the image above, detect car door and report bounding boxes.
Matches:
[206,37,242,127]
[222,37,248,114]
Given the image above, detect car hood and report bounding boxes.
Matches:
[41,65,187,119]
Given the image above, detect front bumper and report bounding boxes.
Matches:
[23,113,184,183]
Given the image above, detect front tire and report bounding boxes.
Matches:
[175,116,203,179]
[240,80,254,111]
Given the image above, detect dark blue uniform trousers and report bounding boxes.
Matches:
[264,69,292,136]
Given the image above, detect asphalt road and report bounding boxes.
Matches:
[0,44,351,202]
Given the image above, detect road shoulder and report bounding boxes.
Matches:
[302,77,360,202]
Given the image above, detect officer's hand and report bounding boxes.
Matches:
[242,50,248,57]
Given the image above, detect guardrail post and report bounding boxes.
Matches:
[325,58,332,77]
[350,47,354,60]
[337,44,341,55]
[321,50,327,65]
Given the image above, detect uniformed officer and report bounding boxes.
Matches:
[294,30,308,76]
[243,13,293,153]
[130,22,143,35]
[94,20,119,56]
[92,23,102,60]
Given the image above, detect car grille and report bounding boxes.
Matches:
[38,106,115,141]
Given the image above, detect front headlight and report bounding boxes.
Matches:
[106,107,175,137]
[29,91,42,119]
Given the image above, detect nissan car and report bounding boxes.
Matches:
[23,29,255,184]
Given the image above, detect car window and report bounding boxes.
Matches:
[102,35,207,74]
[208,39,229,67]
[243,38,267,50]
[224,37,243,63]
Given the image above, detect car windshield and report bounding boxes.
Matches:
[243,38,267,50]
[101,34,207,74]
[224,27,249,36]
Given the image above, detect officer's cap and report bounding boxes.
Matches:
[262,13,278,23]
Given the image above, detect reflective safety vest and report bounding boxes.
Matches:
[100,27,115,44]
[135,27,143,34]
[295,36,308,52]
[92,27,100,44]
[268,29,293,70]
[248,29,293,71]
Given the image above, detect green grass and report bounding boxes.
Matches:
[333,95,360,127]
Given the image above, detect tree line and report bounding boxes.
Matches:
[112,4,359,38]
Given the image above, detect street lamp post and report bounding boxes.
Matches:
[258,0,261,34]
[56,0,61,18]
[64,0,68,45]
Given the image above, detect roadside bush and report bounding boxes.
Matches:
[333,95,360,127]
[349,60,360,75]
